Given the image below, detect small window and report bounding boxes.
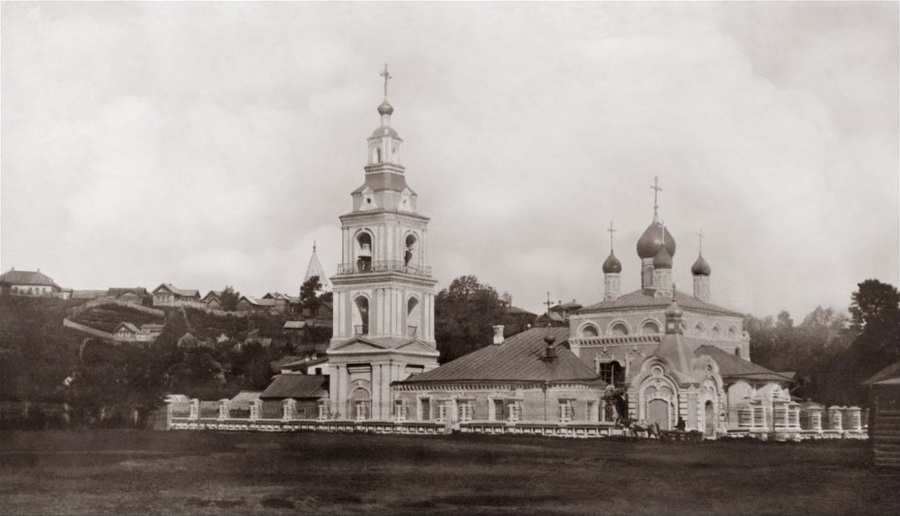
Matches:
[558,400,574,422]
[581,325,599,338]
[458,400,473,422]
[420,398,431,421]
[610,323,629,336]
[599,361,624,386]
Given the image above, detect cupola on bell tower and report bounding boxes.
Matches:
[326,65,439,422]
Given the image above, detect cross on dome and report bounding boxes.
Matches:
[651,176,663,222]
[697,228,704,253]
[607,220,617,250]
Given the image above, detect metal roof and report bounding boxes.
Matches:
[397,327,605,385]
[579,289,743,317]
[694,345,792,382]
[260,374,328,399]
[0,269,59,288]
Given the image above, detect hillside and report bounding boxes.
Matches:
[68,302,165,334]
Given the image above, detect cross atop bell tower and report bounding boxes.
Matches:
[380,63,392,99]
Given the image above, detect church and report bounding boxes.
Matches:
[304,68,804,438]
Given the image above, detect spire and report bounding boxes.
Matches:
[305,243,330,290]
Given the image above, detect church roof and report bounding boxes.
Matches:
[351,172,415,195]
[304,246,329,288]
[578,289,743,317]
[0,269,60,288]
[396,327,605,385]
[694,345,792,382]
[259,374,329,400]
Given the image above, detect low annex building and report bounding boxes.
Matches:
[392,327,607,425]
[152,284,200,306]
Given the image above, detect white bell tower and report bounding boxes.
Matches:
[326,65,439,421]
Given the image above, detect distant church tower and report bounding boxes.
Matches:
[304,242,330,290]
[326,65,439,421]
[602,221,622,301]
[691,229,712,302]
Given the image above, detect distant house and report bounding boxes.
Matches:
[275,355,330,376]
[106,287,152,306]
[0,268,62,297]
[113,322,163,343]
[72,290,106,300]
[152,284,201,306]
[236,295,278,314]
[262,292,291,313]
[536,300,582,326]
[202,290,224,310]
[259,373,330,419]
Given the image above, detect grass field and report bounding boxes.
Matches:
[1,430,898,516]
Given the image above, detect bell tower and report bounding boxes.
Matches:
[326,65,439,421]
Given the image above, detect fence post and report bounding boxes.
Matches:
[828,406,843,432]
[166,402,173,430]
[250,399,261,421]
[218,399,231,420]
[189,399,200,420]
[844,406,862,433]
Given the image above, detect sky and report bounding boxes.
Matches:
[2,1,898,319]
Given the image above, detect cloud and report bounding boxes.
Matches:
[1,2,896,320]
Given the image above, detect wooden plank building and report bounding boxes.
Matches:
[865,361,900,469]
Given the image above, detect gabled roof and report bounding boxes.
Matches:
[552,301,582,311]
[239,295,277,307]
[202,290,223,301]
[114,322,140,333]
[694,345,792,382]
[0,269,59,288]
[107,287,150,299]
[153,283,200,298]
[863,360,900,385]
[579,289,743,317]
[397,327,604,385]
[231,391,262,403]
[260,374,329,399]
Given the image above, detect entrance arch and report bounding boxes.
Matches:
[350,388,371,421]
[648,399,670,430]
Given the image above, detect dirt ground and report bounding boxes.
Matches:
[1,430,897,515]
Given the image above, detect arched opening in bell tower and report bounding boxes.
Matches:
[407,296,420,337]
[353,296,369,336]
[356,232,373,272]
[404,233,418,268]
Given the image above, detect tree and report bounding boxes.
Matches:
[849,279,900,332]
[434,275,506,363]
[300,275,323,315]
[220,286,240,312]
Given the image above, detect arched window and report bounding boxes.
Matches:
[405,234,418,267]
[407,297,420,337]
[728,326,737,338]
[734,347,741,358]
[641,320,660,335]
[694,323,705,337]
[610,323,629,336]
[711,325,721,338]
[354,296,369,335]
[581,324,599,338]
[356,232,373,272]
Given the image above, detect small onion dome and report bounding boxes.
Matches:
[377,100,394,116]
[653,245,673,269]
[636,221,676,259]
[602,251,622,274]
[665,299,683,319]
[691,253,711,276]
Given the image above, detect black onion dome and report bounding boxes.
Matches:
[636,221,676,259]
[691,254,711,276]
[653,245,673,269]
[602,251,622,274]
[377,100,394,116]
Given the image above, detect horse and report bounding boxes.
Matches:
[616,416,661,439]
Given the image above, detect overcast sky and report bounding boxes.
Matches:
[2,1,898,319]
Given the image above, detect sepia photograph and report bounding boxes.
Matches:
[1,1,899,515]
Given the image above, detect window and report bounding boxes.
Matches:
[317,403,327,420]
[641,320,660,335]
[508,402,521,422]
[420,398,431,421]
[354,400,370,421]
[394,400,406,421]
[492,399,506,421]
[437,401,450,422]
[610,323,629,336]
[458,400,473,422]
[581,325,599,338]
[598,361,624,386]
[559,400,574,422]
